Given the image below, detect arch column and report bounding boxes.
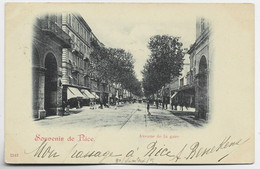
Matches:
[32,67,46,119]
[38,68,47,118]
[195,56,208,120]
[61,48,69,85]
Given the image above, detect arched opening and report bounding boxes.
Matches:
[44,53,58,116]
[198,56,208,119]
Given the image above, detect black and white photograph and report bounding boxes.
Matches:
[32,12,211,129]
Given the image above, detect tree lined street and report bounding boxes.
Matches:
[33,13,209,125]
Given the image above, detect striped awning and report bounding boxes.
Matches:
[91,92,99,99]
[67,87,85,99]
[171,92,178,99]
[82,89,95,99]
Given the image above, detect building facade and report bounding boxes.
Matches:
[187,17,211,120]
[166,17,211,120]
[32,14,71,119]
[169,50,194,109]
[32,13,115,119]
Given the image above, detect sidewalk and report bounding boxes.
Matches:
[149,104,206,127]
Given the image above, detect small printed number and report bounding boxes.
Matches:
[10,153,19,157]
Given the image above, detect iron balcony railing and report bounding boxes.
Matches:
[72,43,80,52]
[71,65,80,73]
[71,43,84,58]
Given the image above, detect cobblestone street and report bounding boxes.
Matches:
[36,103,204,130]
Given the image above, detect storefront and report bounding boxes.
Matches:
[171,86,195,108]
[81,89,95,106]
[66,86,86,108]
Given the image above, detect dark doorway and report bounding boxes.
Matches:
[44,53,58,116]
[198,56,208,119]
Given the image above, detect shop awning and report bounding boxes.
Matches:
[67,87,85,99]
[82,89,95,99]
[91,92,99,99]
[67,88,76,100]
[171,92,178,99]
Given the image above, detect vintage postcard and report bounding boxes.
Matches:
[5,3,254,164]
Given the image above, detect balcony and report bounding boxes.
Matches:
[72,43,79,52]
[83,53,90,61]
[72,65,80,73]
[71,43,84,58]
[38,19,71,48]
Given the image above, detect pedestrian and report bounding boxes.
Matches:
[174,99,178,110]
[184,101,189,110]
[171,99,174,110]
[165,97,168,109]
[156,99,159,109]
[100,99,103,109]
[77,100,81,109]
[180,99,184,111]
[147,100,151,116]
[162,98,165,110]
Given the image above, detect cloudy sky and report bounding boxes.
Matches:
[81,4,196,80]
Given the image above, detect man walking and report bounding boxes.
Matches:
[147,100,151,116]
[100,94,103,109]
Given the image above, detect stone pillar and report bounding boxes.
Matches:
[61,48,69,85]
[60,48,69,116]
[32,67,39,119]
[194,76,200,119]
[38,69,46,119]
[57,73,63,116]
[195,74,208,120]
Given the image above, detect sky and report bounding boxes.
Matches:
[81,4,196,80]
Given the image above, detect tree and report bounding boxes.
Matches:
[142,35,184,97]
[89,40,110,82]
[89,40,143,97]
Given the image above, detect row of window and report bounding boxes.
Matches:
[67,30,90,56]
[67,14,90,47]
[68,51,89,71]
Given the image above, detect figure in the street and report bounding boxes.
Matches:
[174,99,178,110]
[147,100,151,116]
[100,94,103,109]
[165,97,168,109]
[184,101,189,110]
[162,97,166,110]
[171,99,174,110]
[104,98,109,108]
[156,99,159,109]
[162,101,164,110]
[171,98,178,110]
[77,100,81,109]
[180,99,184,111]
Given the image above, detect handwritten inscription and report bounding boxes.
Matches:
[184,136,249,161]
[25,136,250,163]
[68,144,122,162]
[25,140,59,158]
